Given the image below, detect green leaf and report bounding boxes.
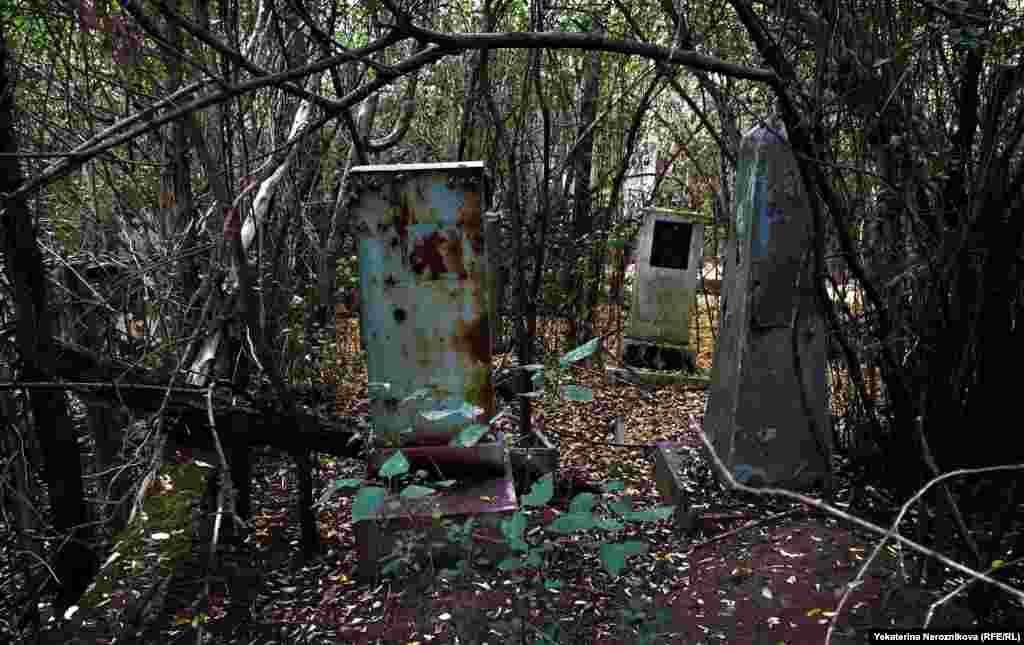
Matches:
[501,512,530,551]
[334,478,363,488]
[447,525,462,543]
[438,560,468,579]
[352,487,386,523]
[534,622,562,645]
[379,451,410,478]
[559,15,591,33]
[447,521,476,545]
[547,512,596,533]
[595,517,624,530]
[450,518,476,546]
[599,541,648,577]
[501,511,526,543]
[451,424,489,448]
[399,484,436,498]
[524,549,543,567]
[381,558,404,576]
[610,496,634,515]
[522,474,554,507]
[498,557,524,571]
[559,337,601,367]
[561,384,594,401]
[434,479,457,488]
[603,480,625,492]
[569,492,595,514]
[622,506,676,523]
[544,578,563,590]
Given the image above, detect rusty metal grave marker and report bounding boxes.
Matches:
[347,161,517,579]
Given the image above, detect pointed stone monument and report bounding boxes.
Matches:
[704,123,831,489]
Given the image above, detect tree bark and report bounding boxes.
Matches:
[563,17,603,347]
[0,27,97,610]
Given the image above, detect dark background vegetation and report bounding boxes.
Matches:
[1,0,1022,640]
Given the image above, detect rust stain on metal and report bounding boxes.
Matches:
[453,314,491,366]
[349,162,494,439]
[441,233,467,279]
[395,194,415,247]
[478,378,496,420]
[457,191,484,253]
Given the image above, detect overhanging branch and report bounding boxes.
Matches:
[390,23,775,84]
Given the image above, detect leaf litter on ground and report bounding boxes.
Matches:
[57,307,921,643]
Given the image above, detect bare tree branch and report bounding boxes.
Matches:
[2,33,424,202]
[139,0,354,113]
[384,20,776,83]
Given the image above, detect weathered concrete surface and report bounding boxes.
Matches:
[704,124,830,489]
[355,459,517,580]
[651,441,697,533]
[509,426,559,490]
[624,208,705,352]
[606,366,710,388]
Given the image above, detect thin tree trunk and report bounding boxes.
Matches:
[0,27,97,610]
[563,19,603,347]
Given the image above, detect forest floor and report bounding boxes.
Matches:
[211,384,890,645]
[0,302,999,644]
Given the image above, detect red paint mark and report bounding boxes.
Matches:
[222,207,241,240]
[411,231,446,278]
[411,231,467,279]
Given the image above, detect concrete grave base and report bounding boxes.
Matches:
[606,366,711,388]
[649,441,698,534]
[509,427,558,490]
[622,338,697,373]
[355,460,518,581]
